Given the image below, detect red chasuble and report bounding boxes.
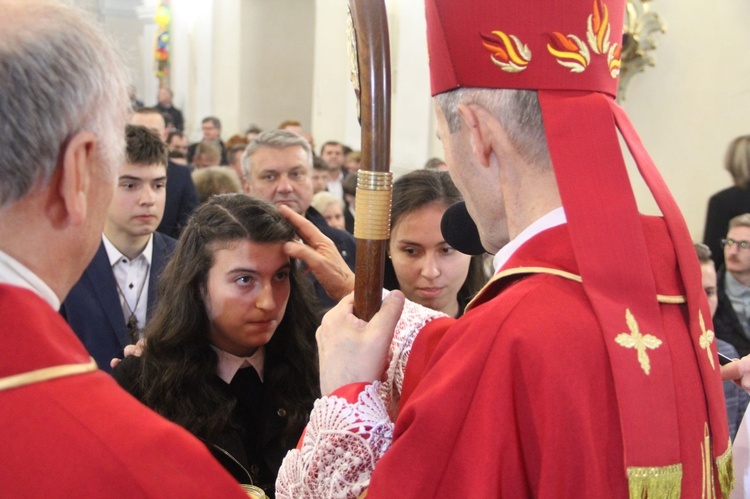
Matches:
[367,217,727,498]
[0,284,248,498]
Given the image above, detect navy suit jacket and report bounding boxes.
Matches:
[157,160,199,239]
[60,232,177,372]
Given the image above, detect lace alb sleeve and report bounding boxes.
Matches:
[276,296,446,499]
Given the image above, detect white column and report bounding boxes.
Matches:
[311,1,359,151]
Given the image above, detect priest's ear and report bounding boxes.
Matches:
[53,130,99,228]
[457,103,494,168]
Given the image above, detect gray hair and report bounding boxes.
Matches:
[241,129,313,179]
[0,0,130,207]
[435,88,550,169]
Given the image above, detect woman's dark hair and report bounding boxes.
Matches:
[136,194,320,440]
[386,170,486,315]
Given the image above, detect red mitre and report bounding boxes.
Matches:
[426,0,731,496]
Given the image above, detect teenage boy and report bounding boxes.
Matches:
[62,124,176,372]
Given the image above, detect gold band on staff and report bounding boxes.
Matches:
[354,170,393,240]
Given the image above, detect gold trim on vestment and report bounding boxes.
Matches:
[627,463,682,499]
[0,358,98,392]
[657,294,685,304]
[703,423,716,499]
[717,438,734,499]
[468,266,686,310]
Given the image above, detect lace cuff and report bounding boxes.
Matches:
[276,383,392,498]
[378,296,448,414]
[276,296,447,498]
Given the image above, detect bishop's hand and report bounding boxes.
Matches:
[317,290,405,395]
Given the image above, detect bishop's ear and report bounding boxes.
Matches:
[457,103,493,168]
[58,131,98,227]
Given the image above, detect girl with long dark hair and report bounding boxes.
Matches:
[114,194,319,497]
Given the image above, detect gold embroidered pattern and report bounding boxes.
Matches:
[547,33,590,73]
[615,309,662,375]
[698,311,716,370]
[480,31,531,73]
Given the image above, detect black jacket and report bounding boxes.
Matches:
[113,355,305,498]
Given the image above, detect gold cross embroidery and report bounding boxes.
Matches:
[698,311,716,370]
[615,309,663,375]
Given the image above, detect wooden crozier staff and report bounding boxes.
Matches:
[347,0,392,321]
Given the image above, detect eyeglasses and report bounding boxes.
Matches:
[722,238,750,251]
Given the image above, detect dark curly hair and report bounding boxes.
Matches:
[134,194,320,440]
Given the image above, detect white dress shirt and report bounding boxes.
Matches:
[102,234,153,335]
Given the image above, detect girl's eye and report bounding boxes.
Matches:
[274,271,290,282]
[235,275,254,285]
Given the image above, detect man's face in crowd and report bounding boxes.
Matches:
[158,88,172,106]
[312,168,330,194]
[167,134,188,157]
[202,121,221,141]
[321,144,345,171]
[244,145,314,215]
[700,261,719,317]
[725,225,750,277]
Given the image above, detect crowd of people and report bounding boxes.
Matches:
[5,0,750,498]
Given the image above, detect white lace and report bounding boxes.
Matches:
[276,297,446,498]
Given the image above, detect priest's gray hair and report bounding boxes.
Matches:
[0,0,130,208]
[435,88,551,169]
[241,129,314,180]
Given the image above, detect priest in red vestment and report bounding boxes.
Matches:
[277,0,733,497]
[0,2,248,497]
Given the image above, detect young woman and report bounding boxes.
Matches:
[113,194,320,498]
[384,170,486,318]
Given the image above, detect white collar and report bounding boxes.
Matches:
[102,233,154,267]
[0,249,60,310]
[492,207,567,273]
[212,345,265,384]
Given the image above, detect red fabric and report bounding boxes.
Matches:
[365,221,722,498]
[540,90,682,467]
[0,284,248,498]
[425,0,622,97]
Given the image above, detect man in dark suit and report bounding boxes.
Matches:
[241,130,356,309]
[154,87,184,132]
[61,125,176,372]
[131,108,198,238]
[187,116,229,166]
